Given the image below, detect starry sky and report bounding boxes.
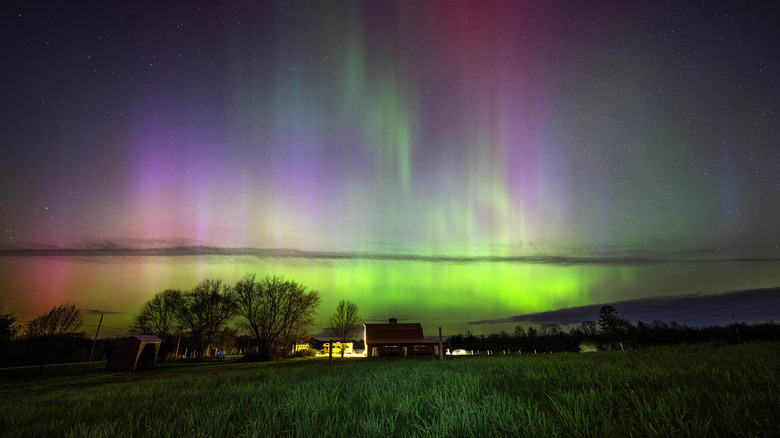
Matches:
[1,1,779,337]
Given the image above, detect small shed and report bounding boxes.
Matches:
[107,335,162,372]
[364,318,439,357]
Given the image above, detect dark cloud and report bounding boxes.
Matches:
[469,287,780,327]
[2,243,779,266]
[81,309,127,315]
[76,237,202,250]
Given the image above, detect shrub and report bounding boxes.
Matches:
[238,346,274,362]
[291,347,318,358]
[579,340,599,353]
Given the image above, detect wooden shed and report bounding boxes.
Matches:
[364,318,439,357]
[107,335,162,372]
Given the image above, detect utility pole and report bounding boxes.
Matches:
[174,333,182,358]
[439,327,443,360]
[89,314,104,362]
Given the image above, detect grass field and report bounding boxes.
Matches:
[1,341,778,437]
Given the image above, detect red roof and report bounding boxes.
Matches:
[364,322,438,345]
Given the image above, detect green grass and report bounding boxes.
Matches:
[1,342,779,437]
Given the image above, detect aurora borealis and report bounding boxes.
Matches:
[1,1,779,337]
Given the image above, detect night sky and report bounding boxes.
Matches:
[1,1,779,336]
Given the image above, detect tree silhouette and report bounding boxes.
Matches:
[598,305,634,350]
[25,303,83,371]
[577,320,599,337]
[26,302,83,338]
[0,307,19,341]
[598,305,619,334]
[177,279,236,359]
[232,274,320,358]
[328,300,361,358]
[539,323,562,337]
[130,289,184,346]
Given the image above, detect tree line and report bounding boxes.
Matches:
[129,274,321,360]
[448,305,780,353]
[0,302,87,369]
[0,274,363,368]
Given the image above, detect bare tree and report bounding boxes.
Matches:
[278,279,321,357]
[328,300,361,358]
[232,274,320,358]
[130,289,184,343]
[177,279,236,359]
[26,302,83,338]
[25,303,83,371]
[577,320,599,337]
[539,323,562,337]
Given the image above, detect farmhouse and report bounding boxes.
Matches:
[364,318,439,357]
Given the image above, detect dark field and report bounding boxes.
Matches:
[1,341,778,437]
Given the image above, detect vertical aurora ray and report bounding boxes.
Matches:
[214,2,595,255]
[219,2,425,250]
